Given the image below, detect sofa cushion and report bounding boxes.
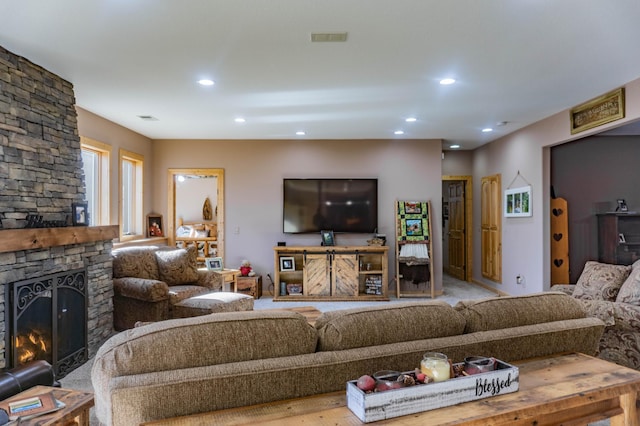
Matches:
[572,261,631,301]
[616,265,640,305]
[93,310,318,377]
[155,246,199,285]
[454,292,586,333]
[314,302,466,351]
[112,246,160,280]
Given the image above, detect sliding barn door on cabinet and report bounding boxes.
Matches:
[395,200,435,298]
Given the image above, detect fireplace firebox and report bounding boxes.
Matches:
[5,269,88,378]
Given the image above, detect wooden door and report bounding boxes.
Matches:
[303,254,331,296]
[481,175,502,282]
[332,253,359,296]
[448,182,466,280]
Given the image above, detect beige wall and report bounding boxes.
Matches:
[152,138,443,294]
[473,77,640,295]
[76,107,154,230]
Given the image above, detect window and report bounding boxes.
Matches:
[80,137,111,226]
[119,149,144,240]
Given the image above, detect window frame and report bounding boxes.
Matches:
[119,149,144,241]
[80,137,111,226]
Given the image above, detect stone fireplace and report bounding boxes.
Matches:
[0,45,118,373]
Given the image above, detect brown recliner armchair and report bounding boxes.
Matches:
[111,245,223,330]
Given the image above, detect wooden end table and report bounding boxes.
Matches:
[142,353,640,426]
[1,385,93,425]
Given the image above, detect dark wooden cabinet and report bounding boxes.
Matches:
[597,213,640,265]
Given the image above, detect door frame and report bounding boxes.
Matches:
[442,175,473,282]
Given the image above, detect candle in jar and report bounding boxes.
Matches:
[420,352,451,382]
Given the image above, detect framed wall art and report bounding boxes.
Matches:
[504,186,532,217]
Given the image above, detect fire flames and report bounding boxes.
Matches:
[15,330,50,365]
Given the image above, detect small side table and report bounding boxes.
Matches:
[199,268,240,292]
[237,275,262,299]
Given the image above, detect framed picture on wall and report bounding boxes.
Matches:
[504,186,532,217]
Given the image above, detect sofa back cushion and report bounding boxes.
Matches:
[155,246,199,285]
[455,292,586,333]
[315,302,466,351]
[93,311,318,377]
[112,246,160,280]
[572,261,631,301]
[616,260,640,305]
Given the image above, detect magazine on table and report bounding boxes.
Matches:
[0,391,65,422]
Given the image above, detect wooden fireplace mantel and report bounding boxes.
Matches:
[0,225,119,254]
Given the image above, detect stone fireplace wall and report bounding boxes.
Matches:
[0,45,114,368]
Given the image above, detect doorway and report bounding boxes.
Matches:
[442,176,473,281]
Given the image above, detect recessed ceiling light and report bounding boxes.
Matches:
[296,131,306,136]
[440,78,456,85]
[482,128,493,133]
[450,144,461,149]
[197,79,215,86]
[405,117,417,122]
[234,117,246,123]
[394,130,405,135]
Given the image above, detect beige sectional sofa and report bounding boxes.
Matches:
[91,292,604,425]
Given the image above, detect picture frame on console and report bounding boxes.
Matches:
[321,230,335,246]
[280,256,295,272]
[72,202,88,226]
[205,257,223,271]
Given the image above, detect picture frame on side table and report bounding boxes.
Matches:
[205,257,223,271]
[321,230,335,246]
[279,256,295,272]
[72,202,88,226]
[504,186,532,218]
[147,214,164,237]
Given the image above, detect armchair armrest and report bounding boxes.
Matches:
[197,270,223,291]
[113,277,169,302]
[550,284,575,296]
[577,299,640,331]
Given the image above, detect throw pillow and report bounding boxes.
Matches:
[572,261,631,301]
[155,246,199,285]
[616,266,640,305]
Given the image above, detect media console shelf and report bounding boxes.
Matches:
[273,246,389,301]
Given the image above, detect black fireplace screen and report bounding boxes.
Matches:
[6,268,88,378]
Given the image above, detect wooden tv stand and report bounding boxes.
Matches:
[273,245,388,301]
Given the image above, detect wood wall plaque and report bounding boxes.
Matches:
[570,87,625,134]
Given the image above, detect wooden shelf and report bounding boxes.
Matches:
[0,225,119,253]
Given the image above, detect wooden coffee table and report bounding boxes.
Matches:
[142,353,640,425]
[1,385,93,425]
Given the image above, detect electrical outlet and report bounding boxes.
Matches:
[234,226,240,234]
[516,275,523,285]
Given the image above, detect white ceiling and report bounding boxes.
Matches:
[2,1,640,150]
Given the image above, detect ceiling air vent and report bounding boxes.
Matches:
[137,115,158,121]
[311,32,348,42]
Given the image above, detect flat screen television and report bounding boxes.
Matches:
[283,178,378,234]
